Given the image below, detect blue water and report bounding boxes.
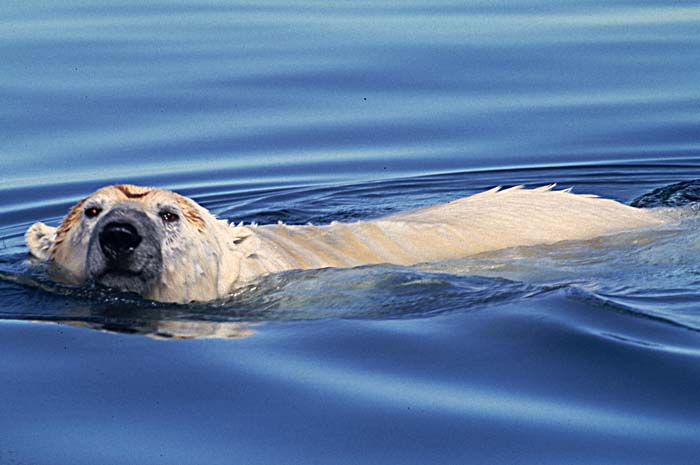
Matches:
[2,1,700,464]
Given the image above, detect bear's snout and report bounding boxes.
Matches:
[99,222,142,261]
[86,205,163,296]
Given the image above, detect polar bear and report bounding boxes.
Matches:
[25,184,666,303]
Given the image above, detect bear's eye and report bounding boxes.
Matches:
[84,206,102,219]
[160,211,179,223]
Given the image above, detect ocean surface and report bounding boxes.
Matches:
[2,1,700,464]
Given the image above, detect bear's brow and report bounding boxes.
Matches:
[115,185,152,199]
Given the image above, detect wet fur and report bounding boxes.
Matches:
[26,184,666,303]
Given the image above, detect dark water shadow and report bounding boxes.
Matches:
[0,261,558,339]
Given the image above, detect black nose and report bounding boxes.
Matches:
[99,222,142,259]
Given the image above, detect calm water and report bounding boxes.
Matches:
[2,1,700,464]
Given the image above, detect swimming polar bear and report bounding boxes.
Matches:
[25,184,666,303]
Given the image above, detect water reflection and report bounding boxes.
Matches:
[1,260,550,338]
[0,268,257,339]
[59,317,256,340]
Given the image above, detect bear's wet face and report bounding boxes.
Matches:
[86,205,163,295]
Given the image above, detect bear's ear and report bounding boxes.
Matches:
[25,222,57,261]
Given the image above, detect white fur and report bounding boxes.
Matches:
[232,185,666,284]
[26,185,667,303]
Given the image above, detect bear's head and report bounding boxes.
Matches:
[25,185,243,303]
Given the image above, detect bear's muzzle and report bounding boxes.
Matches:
[87,205,163,296]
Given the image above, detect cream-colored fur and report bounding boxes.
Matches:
[26,184,666,303]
